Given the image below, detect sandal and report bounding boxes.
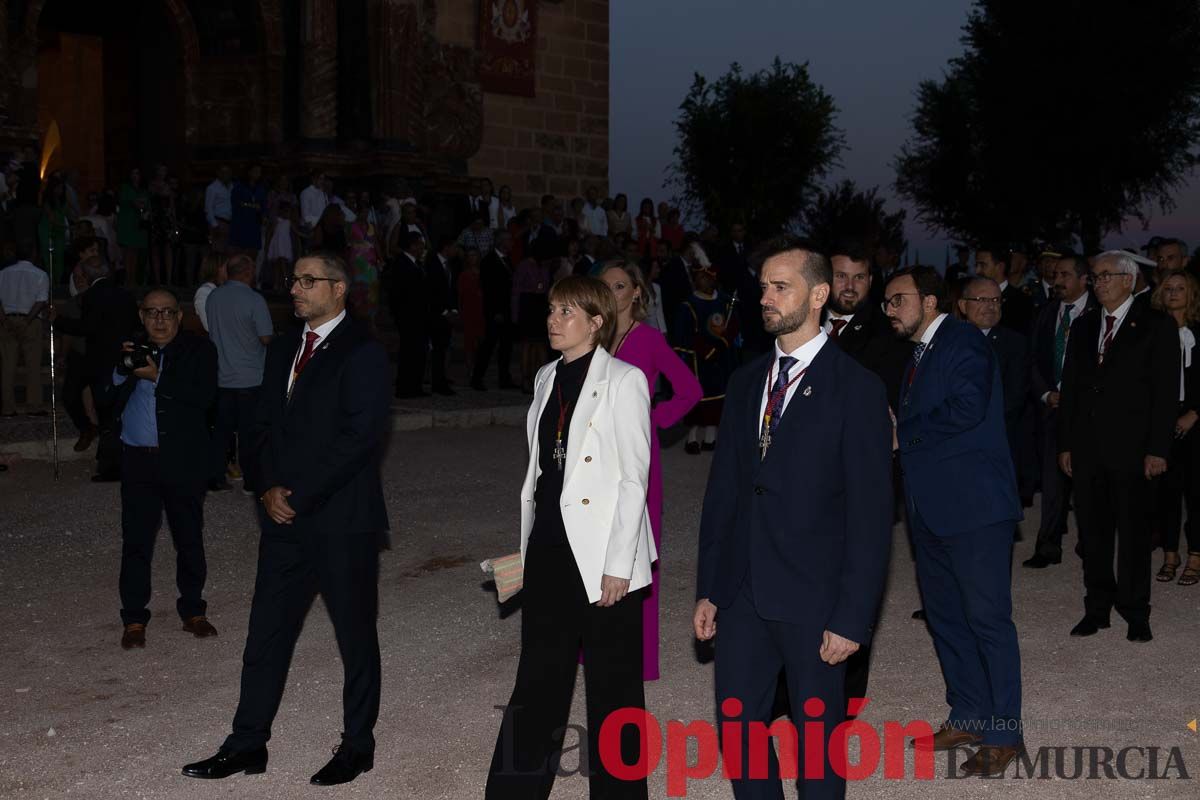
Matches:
[1157,556,1180,582]
[1179,553,1200,587]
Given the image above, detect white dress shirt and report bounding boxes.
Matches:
[287,310,346,395]
[0,260,50,313]
[758,331,829,428]
[822,311,854,337]
[204,179,232,227]
[582,203,608,236]
[920,312,949,347]
[1096,294,1135,356]
[299,184,328,228]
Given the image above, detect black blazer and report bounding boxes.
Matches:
[108,331,217,485]
[424,253,455,317]
[480,250,514,322]
[659,256,692,324]
[696,342,892,644]
[1181,323,1200,414]
[53,277,140,381]
[983,325,1030,449]
[253,317,391,538]
[1000,283,1035,336]
[1058,299,1178,471]
[827,306,914,409]
[1031,293,1096,401]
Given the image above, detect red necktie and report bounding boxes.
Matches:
[829,318,848,339]
[295,331,319,376]
[1099,315,1116,364]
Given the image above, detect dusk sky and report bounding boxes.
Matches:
[609,0,1200,262]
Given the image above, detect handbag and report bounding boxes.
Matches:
[481,552,523,602]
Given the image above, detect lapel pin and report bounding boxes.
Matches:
[803,386,813,397]
[853,324,863,331]
[592,391,597,397]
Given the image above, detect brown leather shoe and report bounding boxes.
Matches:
[960,744,1023,777]
[182,616,218,638]
[121,624,146,650]
[914,724,982,752]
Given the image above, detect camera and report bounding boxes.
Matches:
[117,343,160,376]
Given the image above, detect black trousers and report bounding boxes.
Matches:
[1033,411,1072,560]
[1151,426,1199,554]
[1074,460,1153,625]
[119,446,207,625]
[486,535,647,800]
[95,379,123,477]
[473,317,514,387]
[395,322,428,396]
[225,517,381,755]
[62,352,91,434]
[429,316,452,391]
[214,386,261,491]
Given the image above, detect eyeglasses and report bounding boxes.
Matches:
[286,275,340,290]
[881,292,920,311]
[140,308,179,320]
[962,296,1003,306]
[1091,271,1130,284]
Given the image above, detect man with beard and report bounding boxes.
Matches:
[884,266,1023,776]
[695,235,892,799]
[825,240,914,408]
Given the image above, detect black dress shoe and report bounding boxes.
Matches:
[684,441,701,455]
[1022,554,1062,569]
[1069,616,1110,637]
[182,747,268,779]
[91,472,120,483]
[701,441,716,451]
[912,609,926,621]
[311,746,373,786]
[1127,621,1153,643]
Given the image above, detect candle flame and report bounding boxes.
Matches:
[39,121,61,180]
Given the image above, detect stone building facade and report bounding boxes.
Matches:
[0,0,608,203]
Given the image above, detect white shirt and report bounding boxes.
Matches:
[287,310,346,395]
[0,260,50,313]
[331,196,356,223]
[998,280,1009,292]
[920,313,949,347]
[758,331,829,429]
[582,203,608,236]
[823,311,854,336]
[1096,294,1135,356]
[193,282,217,332]
[299,184,328,227]
[204,179,232,227]
[1042,280,1053,298]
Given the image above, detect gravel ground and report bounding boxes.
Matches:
[1,427,1198,799]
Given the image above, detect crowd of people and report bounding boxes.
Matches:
[4,155,1200,792]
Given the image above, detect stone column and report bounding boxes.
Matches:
[300,0,337,139]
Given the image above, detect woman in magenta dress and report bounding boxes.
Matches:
[601,260,702,681]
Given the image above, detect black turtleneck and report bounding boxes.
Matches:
[531,348,596,546]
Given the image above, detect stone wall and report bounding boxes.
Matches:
[437,0,610,206]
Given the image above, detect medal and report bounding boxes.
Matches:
[759,361,807,460]
[554,382,570,471]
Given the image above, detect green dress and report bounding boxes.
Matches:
[117,182,149,248]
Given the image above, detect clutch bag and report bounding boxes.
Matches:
[481,552,523,602]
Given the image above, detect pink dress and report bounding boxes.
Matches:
[615,322,703,680]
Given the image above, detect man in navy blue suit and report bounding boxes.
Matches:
[883,265,1023,777]
[695,236,893,800]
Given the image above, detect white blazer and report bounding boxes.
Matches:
[520,346,658,603]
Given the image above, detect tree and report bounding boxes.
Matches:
[895,0,1200,252]
[800,180,907,257]
[669,58,844,240]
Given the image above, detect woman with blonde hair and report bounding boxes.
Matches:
[600,260,701,681]
[486,275,655,799]
[1150,270,1200,586]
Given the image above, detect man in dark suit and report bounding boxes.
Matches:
[975,246,1035,335]
[426,235,457,396]
[573,235,600,276]
[184,253,392,786]
[50,256,139,481]
[389,230,430,398]
[958,277,1030,465]
[99,288,218,650]
[827,241,914,409]
[695,236,893,799]
[716,221,750,293]
[659,241,694,322]
[471,231,516,391]
[1025,253,1095,568]
[1058,250,1177,643]
[884,266,1023,777]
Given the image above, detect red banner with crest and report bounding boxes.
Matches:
[478,0,538,97]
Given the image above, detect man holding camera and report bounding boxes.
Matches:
[107,288,218,650]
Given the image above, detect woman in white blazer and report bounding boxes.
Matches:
[486,275,656,799]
